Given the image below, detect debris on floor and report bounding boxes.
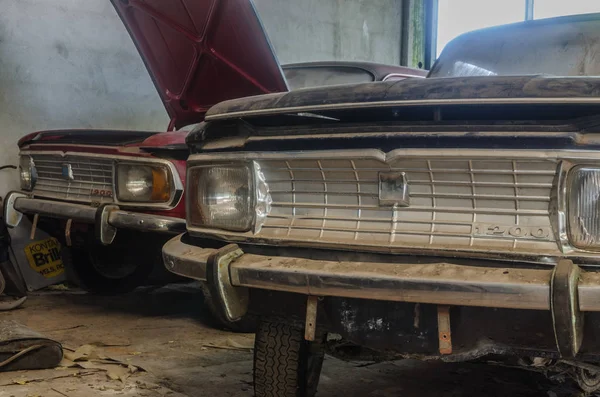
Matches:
[0,283,582,396]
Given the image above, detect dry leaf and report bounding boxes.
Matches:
[12,378,27,385]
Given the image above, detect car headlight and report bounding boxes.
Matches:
[568,167,600,250]
[116,163,172,203]
[19,155,37,191]
[188,165,257,232]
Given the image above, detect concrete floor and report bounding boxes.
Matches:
[0,283,583,397]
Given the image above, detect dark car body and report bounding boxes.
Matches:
[163,13,600,395]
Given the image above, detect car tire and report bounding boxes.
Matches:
[63,231,161,294]
[575,367,600,394]
[199,282,257,333]
[253,318,325,397]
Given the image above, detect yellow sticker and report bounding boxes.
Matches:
[24,238,65,278]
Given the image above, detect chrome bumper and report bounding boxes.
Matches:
[163,233,600,357]
[4,192,186,245]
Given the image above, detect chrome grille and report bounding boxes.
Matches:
[255,155,559,255]
[31,154,114,204]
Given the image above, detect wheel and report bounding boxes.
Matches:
[575,367,600,394]
[253,318,325,397]
[63,230,163,294]
[199,282,257,333]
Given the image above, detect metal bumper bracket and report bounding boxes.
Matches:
[3,192,27,228]
[551,259,584,358]
[95,204,119,245]
[205,244,248,322]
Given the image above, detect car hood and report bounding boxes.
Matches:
[204,75,600,121]
[111,0,288,130]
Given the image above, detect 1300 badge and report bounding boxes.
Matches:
[24,237,64,278]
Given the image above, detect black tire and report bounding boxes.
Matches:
[575,367,600,394]
[63,231,163,294]
[199,282,257,333]
[254,318,325,397]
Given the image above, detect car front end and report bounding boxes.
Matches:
[163,70,600,395]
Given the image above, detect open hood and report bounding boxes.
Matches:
[111,0,289,130]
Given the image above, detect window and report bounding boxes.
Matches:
[436,0,600,58]
[535,0,600,19]
[437,0,525,56]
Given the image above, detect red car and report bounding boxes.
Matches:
[4,0,425,301]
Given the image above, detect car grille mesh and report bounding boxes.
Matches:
[256,156,559,255]
[31,155,114,204]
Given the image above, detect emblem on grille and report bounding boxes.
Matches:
[61,164,74,180]
[378,172,409,207]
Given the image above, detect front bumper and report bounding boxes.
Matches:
[4,192,186,245]
[163,233,600,357]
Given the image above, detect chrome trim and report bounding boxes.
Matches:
[186,149,600,264]
[107,210,186,234]
[382,73,425,81]
[162,235,562,310]
[20,150,184,210]
[253,161,272,233]
[205,97,600,121]
[8,197,185,236]
[4,192,27,228]
[14,197,97,222]
[162,234,216,280]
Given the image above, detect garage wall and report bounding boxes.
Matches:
[254,0,403,65]
[0,0,403,197]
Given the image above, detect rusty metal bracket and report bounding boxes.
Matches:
[29,214,39,240]
[551,259,583,358]
[305,296,318,341]
[206,244,248,322]
[438,305,452,355]
[65,219,73,247]
[95,204,118,245]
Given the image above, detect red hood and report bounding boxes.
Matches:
[111,0,288,131]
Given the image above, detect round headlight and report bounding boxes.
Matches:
[19,156,36,191]
[191,166,253,232]
[116,164,172,203]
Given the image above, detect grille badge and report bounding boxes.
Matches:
[61,164,74,180]
[378,171,409,207]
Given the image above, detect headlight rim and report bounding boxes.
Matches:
[187,162,260,233]
[113,161,177,206]
[567,165,600,252]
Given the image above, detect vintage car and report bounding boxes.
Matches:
[3,0,423,310]
[162,13,600,396]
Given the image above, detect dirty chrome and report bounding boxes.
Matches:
[187,149,600,264]
[4,194,186,235]
[162,234,600,312]
[21,151,184,210]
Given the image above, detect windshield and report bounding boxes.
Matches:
[429,15,600,78]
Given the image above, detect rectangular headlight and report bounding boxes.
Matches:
[188,165,254,232]
[569,167,600,250]
[116,163,172,203]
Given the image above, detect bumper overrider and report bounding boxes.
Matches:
[4,192,186,245]
[164,233,600,358]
